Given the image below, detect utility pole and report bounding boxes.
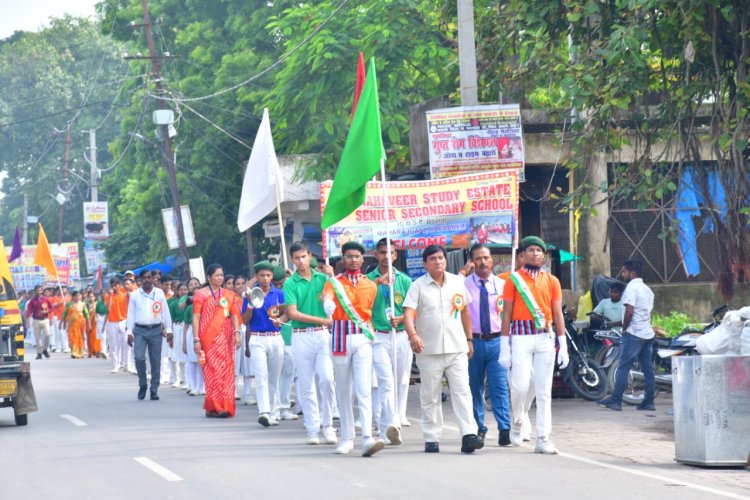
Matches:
[58,125,71,245]
[22,193,28,245]
[457,0,479,105]
[89,129,98,202]
[138,0,189,277]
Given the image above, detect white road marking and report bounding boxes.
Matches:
[133,457,183,482]
[60,414,87,427]
[443,424,746,499]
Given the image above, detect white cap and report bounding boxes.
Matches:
[124,270,135,276]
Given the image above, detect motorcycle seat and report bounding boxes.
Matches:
[654,337,672,348]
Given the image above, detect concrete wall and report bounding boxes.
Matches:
[651,283,750,319]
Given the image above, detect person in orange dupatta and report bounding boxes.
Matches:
[61,291,89,359]
[192,263,242,418]
[85,291,102,357]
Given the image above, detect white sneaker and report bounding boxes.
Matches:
[534,437,558,455]
[243,397,254,406]
[401,417,411,427]
[306,434,320,445]
[323,427,338,444]
[335,440,354,454]
[280,409,298,420]
[171,382,181,388]
[362,438,385,457]
[385,425,402,446]
[269,417,279,426]
[510,428,522,446]
[522,433,532,442]
[110,367,120,374]
[258,414,271,427]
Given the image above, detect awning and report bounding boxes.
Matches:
[133,256,177,275]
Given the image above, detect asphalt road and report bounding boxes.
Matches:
[1,352,748,500]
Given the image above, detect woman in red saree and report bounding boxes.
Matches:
[193,264,242,418]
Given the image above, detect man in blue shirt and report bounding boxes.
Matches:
[243,261,285,427]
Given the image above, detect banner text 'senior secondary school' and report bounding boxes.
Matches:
[321,170,519,258]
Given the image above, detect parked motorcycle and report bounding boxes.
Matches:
[560,310,609,401]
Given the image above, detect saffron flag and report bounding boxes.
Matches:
[321,57,386,229]
[33,224,58,278]
[350,52,366,120]
[9,226,22,262]
[237,108,285,232]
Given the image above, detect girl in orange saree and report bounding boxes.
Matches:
[62,291,89,359]
[193,264,242,417]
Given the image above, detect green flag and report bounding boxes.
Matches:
[321,57,386,229]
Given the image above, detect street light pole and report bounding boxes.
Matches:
[457,0,479,105]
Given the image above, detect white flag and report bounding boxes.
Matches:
[237,108,285,232]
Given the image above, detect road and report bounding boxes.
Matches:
[1,352,748,499]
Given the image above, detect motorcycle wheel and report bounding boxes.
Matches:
[606,358,660,405]
[566,357,608,401]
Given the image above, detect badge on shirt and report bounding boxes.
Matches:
[152,302,162,318]
[451,293,465,319]
[497,297,504,316]
[219,297,229,317]
[268,305,281,319]
[394,292,404,306]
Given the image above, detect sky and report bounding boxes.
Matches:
[0,0,100,39]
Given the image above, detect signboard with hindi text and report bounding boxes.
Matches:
[83,201,109,239]
[321,170,519,258]
[5,242,80,289]
[426,104,524,179]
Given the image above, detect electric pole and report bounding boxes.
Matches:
[89,129,98,202]
[457,0,479,105]
[22,193,28,245]
[58,125,71,245]
[138,0,190,277]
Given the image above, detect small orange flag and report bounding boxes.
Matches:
[33,224,58,278]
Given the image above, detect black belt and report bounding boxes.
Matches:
[135,323,162,329]
[473,332,501,340]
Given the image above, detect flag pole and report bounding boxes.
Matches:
[378,158,399,418]
[275,180,289,270]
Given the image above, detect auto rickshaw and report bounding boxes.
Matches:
[0,238,37,425]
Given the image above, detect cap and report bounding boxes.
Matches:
[253,260,275,273]
[520,236,547,253]
[341,241,366,255]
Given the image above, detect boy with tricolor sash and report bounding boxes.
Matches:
[499,236,568,454]
[322,241,386,457]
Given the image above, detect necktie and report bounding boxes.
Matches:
[479,279,491,335]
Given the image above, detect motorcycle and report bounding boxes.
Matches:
[559,309,609,401]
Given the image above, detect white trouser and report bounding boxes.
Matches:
[416,352,477,443]
[278,345,295,409]
[32,319,50,352]
[106,321,127,370]
[371,334,398,431]
[127,341,136,372]
[186,361,204,393]
[96,315,107,355]
[53,321,69,351]
[332,334,373,443]
[250,334,284,416]
[161,336,172,383]
[510,333,555,439]
[375,331,411,421]
[292,328,335,437]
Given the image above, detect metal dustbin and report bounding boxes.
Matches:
[673,355,750,466]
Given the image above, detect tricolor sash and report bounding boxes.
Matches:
[509,271,547,332]
[328,277,375,342]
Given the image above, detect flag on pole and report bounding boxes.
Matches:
[350,52,366,120]
[33,224,58,278]
[237,108,285,232]
[321,57,386,229]
[9,226,22,262]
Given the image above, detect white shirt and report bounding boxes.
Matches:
[621,278,654,339]
[126,286,173,334]
[403,271,472,355]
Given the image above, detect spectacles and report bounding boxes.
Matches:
[343,254,363,261]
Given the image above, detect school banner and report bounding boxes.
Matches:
[321,170,519,258]
[426,104,524,179]
[5,242,80,289]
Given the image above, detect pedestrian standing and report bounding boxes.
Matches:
[598,259,655,412]
[463,243,512,448]
[125,270,173,401]
[26,285,52,359]
[403,244,481,454]
[499,236,568,454]
[283,241,337,445]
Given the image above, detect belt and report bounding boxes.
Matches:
[293,327,327,333]
[250,331,280,337]
[135,323,162,329]
[33,317,49,321]
[375,330,406,335]
[473,332,501,340]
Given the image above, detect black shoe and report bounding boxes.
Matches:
[475,430,486,450]
[150,392,159,401]
[424,442,440,453]
[636,402,655,411]
[42,350,50,358]
[461,434,480,453]
[597,398,622,411]
[138,386,147,400]
[499,429,511,447]
[36,354,42,360]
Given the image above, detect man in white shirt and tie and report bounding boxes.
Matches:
[126,269,173,401]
